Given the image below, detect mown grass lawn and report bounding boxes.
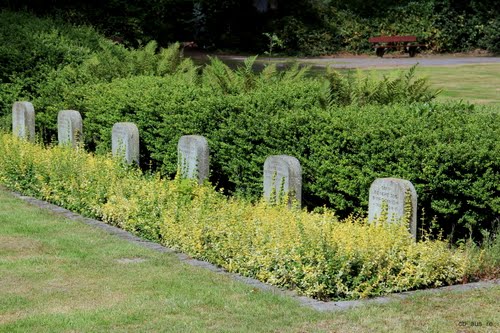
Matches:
[293,61,500,106]
[325,63,500,107]
[193,53,500,107]
[1,188,499,333]
[395,64,500,106]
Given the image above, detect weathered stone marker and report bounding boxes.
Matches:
[112,122,139,165]
[263,155,302,206]
[177,135,209,184]
[12,101,35,142]
[368,177,417,239]
[57,110,82,147]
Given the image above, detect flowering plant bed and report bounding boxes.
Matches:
[0,134,471,300]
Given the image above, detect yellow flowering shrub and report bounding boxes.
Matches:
[0,134,470,300]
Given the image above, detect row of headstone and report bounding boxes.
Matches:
[11,102,211,177]
[13,102,84,147]
[12,101,304,201]
[11,101,417,239]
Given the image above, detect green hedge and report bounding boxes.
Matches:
[0,11,103,82]
[0,10,105,130]
[57,72,500,240]
[305,103,500,239]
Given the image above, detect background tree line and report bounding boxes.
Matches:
[1,0,498,55]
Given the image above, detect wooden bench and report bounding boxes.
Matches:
[368,35,422,58]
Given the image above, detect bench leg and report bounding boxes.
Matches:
[408,46,417,57]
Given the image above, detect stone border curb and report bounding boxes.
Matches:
[7,190,500,312]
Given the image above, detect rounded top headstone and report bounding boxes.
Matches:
[263,155,302,206]
[12,101,35,142]
[177,135,210,184]
[112,122,140,165]
[57,110,83,147]
[368,177,418,240]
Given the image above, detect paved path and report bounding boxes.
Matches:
[200,52,500,69]
[303,56,500,68]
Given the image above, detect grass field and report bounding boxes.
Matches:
[1,189,499,332]
[319,63,500,106]
[191,54,500,106]
[382,64,500,106]
[269,60,500,106]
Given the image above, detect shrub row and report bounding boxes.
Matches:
[58,72,499,241]
[0,10,105,118]
[4,67,499,241]
[0,133,471,300]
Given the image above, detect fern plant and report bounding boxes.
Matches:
[324,65,439,107]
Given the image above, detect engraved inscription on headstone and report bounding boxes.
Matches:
[263,155,302,206]
[177,135,209,184]
[12,101,35,142]
[112,122,139,165]
[368,178,417,239]
[58,110,82,148]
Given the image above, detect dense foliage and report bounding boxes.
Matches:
[0,10,110,127]
[2,1,498,54]
[0,10,193,131]
[0,134,473,300]
[66,76,499,241]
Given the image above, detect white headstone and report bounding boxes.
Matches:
[12,101,35,142]
[263,155,302,206]
[177,135,209,184]
[112,122,139,165]
[368,177,417,239]
[57,110,82,148]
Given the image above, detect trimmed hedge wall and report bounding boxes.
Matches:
[56,74,500,241]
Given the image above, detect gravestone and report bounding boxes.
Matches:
[177,135,209,184]
[112,122,139,165]
[12,102,35,142]
[57,110,82,148]
[263,155,302,206]
[368,177,417,239]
